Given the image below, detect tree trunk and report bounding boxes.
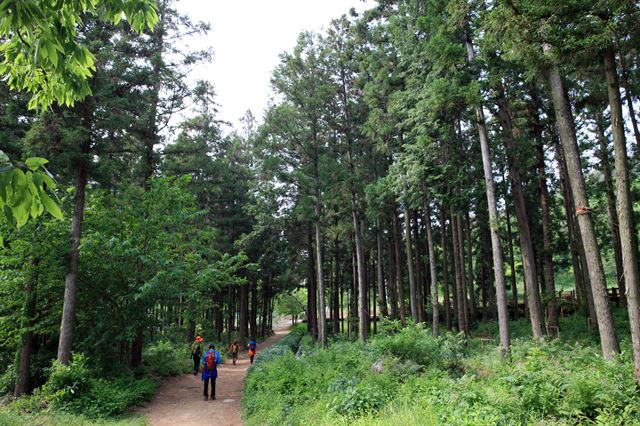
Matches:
[619,54,640,157]
[333,241,341,334]
[544,45,619,359]
[387,223,399,320]
[497,89,545,339]
[604,48,640,381]
[425,202,439,336]
[594,109,626,305]
[239,283,248,348]
[314,213,327,347]
[393,207,407,325]
[504,202,518,320]
[465,213,477,322]
[376,221,388,318]
[57,142,89,365]
[466,37,510,355]
[412,211,425,322]
[352,198,367,344]
[404,205,419,323]
[451,211,468,335]
[536,130,559,329]
[440,208,452,330]
[306,223,318,339]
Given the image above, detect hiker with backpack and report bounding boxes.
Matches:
[191,336,203,375]
[201,343,221,401]
[229,338,240,365]
[248,337,257,364]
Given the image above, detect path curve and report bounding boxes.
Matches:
[138,324,291,426]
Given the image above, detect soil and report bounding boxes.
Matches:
[138,324,291,426]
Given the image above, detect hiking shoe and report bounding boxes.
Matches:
[203,396,208,401]
[212,396,216,400]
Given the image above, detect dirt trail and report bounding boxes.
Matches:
[138,324,291,426]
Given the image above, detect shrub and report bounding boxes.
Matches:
[143,340,191,376]
[42,354,92,408]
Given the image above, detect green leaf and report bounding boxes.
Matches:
[25,157,49,171]
[40,189,63,219]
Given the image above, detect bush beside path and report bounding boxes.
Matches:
[137,324,291,426]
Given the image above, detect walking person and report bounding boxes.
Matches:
[201,343,221,401]
[191,336,203,375]
[229,338,240,365]
[248,337,257,364]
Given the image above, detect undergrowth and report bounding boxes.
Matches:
[243,317,640,426]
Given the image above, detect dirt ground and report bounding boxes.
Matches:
[137,324,291,426]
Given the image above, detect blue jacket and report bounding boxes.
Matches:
[201,349,221,380]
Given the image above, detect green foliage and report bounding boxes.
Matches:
[243,323,640,425]
[142,341,191,377]
[0,153,62,232]
[0,0,158,109]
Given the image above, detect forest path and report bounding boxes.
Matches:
[138,323,291,426]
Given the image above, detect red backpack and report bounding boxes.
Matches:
[205,351,217,371]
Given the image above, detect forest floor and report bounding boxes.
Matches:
[137,323,291,426]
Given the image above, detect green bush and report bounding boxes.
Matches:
[42,354,92,408]
[243,323,640,426]
[143,340,191,376]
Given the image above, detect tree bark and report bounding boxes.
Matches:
[536,130,559,329]
[604,48,640,381]
[306,223,318,339]
[57,141,89,365]
[465,213,477,322]
[497,89,545,339]
[424,203,439,336]
[451,211,468,335]
[239,284,248,348]
[387,226,399,320]
[544,44,619,359]
[404,205,419,323]
[376,220,388,318]
[412,210,425,322]
[393,207,407,325]
[594,109,625,305]
[440,208,452,330]
[466,38,510,355]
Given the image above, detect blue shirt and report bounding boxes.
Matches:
[201,349,221,380]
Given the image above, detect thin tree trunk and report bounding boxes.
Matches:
[465,213,477,322]
[536,130,559,329]
[239,284,248,348]
[352,199,367,343]
[425,202,439,336]
[57,144,89,365]
[393,207,407,325]
[497,89,545,339]
[306,223,318,339]
[466,37,510,355]
[544,44,620,359]
[376,221,388,318]
[441,208,452,330]
[333,240,341,334]
[619,54,640,156]
[604,48,640,381]
[505,202,518,320]
[594,109,625,305]
[387,227,399,320]
[457,212,470,333]
[314,214,327,347]
[404,205,419,323]
[451,211,468,335]
[412,211,425,322]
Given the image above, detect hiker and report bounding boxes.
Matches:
[201,343,221,401]
[191,336,203,375]
[248,337,257,364]
[229,338,240,365]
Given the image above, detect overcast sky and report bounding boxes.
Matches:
[175,0,374,130]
